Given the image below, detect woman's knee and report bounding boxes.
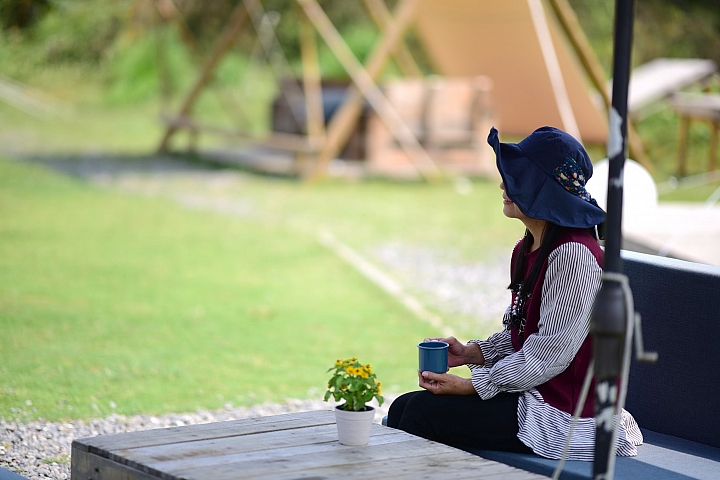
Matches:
[396,391,444,438]
[386,391,420,428]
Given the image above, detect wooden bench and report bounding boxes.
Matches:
[670,92,720,176]
[464,250,720,479]
[71,410,548,479]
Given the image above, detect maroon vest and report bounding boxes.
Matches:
[509,229,603,418]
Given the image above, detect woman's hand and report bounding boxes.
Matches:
[418,371,476,395]
[424,336,484,367]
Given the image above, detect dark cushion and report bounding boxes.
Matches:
[621,251,720,448]
[467,429,720,480]
[0,468,29,480]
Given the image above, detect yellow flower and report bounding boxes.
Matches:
[326,359,383,410]
[378,387,382,395]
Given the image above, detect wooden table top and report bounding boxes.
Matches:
[71,410,548,480]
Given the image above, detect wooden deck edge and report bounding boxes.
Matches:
[71,446,162,480]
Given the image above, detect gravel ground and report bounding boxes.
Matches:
[372,242,511,326]
[0,397,394,480]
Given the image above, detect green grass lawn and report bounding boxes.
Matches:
[0,158,521,422]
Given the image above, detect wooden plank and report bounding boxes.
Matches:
[283,453,545,480]
[172,437,472,479]
[71,446,161,480]
[240,451,488,480]
[670,94,720,121]
[71,410,548,480]
[626,58,717,113]
[128,429,409,477]
[113,424,389,468]
[75,410,335,454]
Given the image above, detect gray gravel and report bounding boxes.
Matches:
[0,397,394,480]
[372,242,511,326]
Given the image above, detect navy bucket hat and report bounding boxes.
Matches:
[488,126,606,229]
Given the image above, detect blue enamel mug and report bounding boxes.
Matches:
[418,341,449,373]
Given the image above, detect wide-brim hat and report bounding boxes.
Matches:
[488,126,606,229]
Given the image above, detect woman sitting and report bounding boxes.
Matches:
[387,126,642,460]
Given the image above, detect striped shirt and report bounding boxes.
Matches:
[468,237,643,460]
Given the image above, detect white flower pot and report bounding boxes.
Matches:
[334,405,375,446]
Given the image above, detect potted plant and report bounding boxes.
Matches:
[324,357,384,446]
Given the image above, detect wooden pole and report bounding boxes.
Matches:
[298,0,441,181]
[709,121,719,173]
[677,115,690,177]
[298,6,326,177]
[362,0,423,78]
[157,2,248,153]
[299,9,325,141]
[527,0,582,142]
[547,0,653,173]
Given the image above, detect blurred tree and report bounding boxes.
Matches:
[0,0,51,30]
[570,0,720,72]
[635,0,720,67]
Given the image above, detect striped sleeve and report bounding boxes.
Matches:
[467,309,515,369]
[471,242,602,399]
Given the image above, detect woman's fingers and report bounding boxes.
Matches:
[418,371,444,392]
[423,336,456,344]
[418,371,475,395]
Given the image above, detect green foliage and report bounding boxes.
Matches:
[568,0,615,72]
[105,33,165,104]
[570,0,720,71]
[0,0,51,30]
[316,24,380,79]
[324,358,383,411]
[635,0,720,67]
[105,28,195,104]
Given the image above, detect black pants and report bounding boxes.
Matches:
[387,390,533,453]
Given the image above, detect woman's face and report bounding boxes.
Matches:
[500,182,529,221]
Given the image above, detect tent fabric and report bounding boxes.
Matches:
[414,0,607,143]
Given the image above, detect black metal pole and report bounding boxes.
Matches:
[590,0,635,479]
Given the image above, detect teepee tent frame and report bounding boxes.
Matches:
[154,0,650,181]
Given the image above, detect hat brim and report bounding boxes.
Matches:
[489,128,606,229]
